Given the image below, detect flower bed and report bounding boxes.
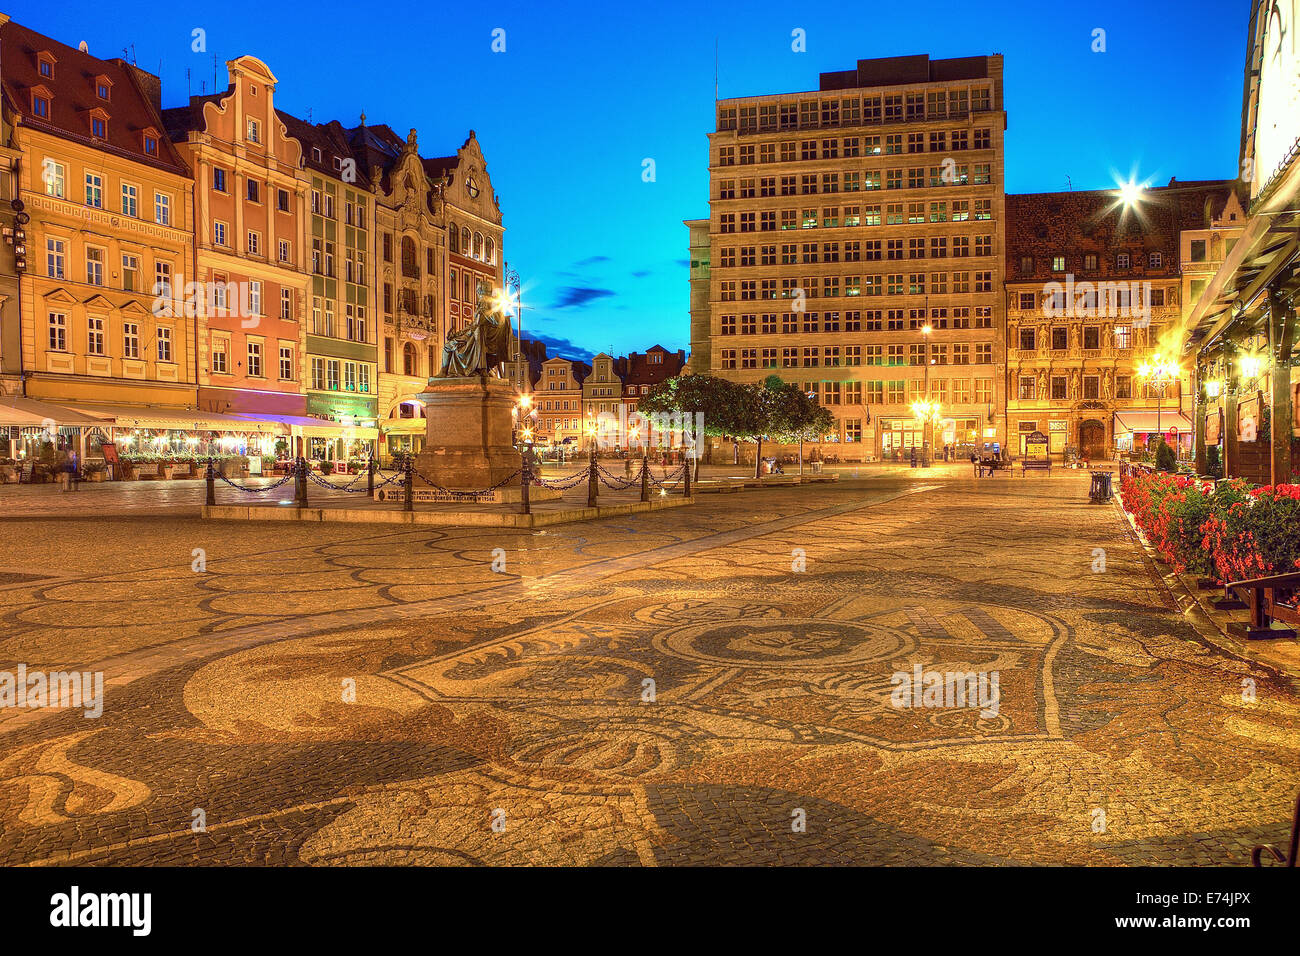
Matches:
[1120,470,1300,582]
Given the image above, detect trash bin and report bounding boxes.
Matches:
[1089,471,1113,503]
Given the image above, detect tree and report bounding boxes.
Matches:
[639,374,745,477]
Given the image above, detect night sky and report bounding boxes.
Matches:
[11,0,1247,360]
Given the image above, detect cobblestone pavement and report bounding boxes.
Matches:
[0,473,1295,865]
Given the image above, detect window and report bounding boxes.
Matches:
[246,180,260,204]
[213,168,227,192]
[42,160,65,198]
[154,192,170,225]
[121,254,139,292]
[247,341,263,377]
[91,116,107,139]
[213,221,227,246]
[311,356,326,390]
[247,230,261,255]
[143,135,157,156]
[277,189,290,212]
[85,247,104,286]
[33,94,50,118]
[211,338,228,374]
[121,183,138,217]
[156,327,173,363]
[281,288,292,320]
[87,316,105,355]
[85,173,103,208]
[279,239,291,264]
[48,312,66,351]
[247,118,261,143]
[123,322,140,359]
[279,345,293,380]
[248,280,262,317]
[46,238,65,279]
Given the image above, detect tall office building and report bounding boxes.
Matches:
[695,54,1007,460]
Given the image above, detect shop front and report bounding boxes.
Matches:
[1114,410,1194,462]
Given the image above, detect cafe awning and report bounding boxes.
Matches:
[0,397,109,427]
[231,412,378,441]
[1114,411,1192,434]
[65,403,279,433]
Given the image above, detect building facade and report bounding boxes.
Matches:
[1004,181,1241,461]
[164,56,310,426]
[536,356,588,444]
[697,54,1008,460]
[2,22,197,411]
[277,113,378,460]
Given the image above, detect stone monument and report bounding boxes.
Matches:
[409,283,531,499]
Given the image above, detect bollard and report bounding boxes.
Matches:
[205,459,216,507]
[587,445,598,508]
[683,458,692,497]
[640,452,650,502]
[520,446,531,516]
[367,456,376,498]
[295,457,309,508]
[403,455,414,512]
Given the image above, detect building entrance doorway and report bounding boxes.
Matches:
[1079,419,1106,460]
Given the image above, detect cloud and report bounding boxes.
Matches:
[524,333,596,362]
[573,255,610,267]
[674,259,690,268]
[631,269,651,278]
[551,286,614,309]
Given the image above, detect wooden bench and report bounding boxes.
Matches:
[974,458,1000,478]
[1226,570,1300,640]
[1020,457,1051,476]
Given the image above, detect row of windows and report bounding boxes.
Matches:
[212,221,294,264]
[717,88,994,133]
[447,223,496,264]
[1018,252,1165,274]
[309,356,372,393]
[46,239,175,293]
[716,129,994,165]
[718,235,995,265]
[46,312,172,362]
[719,344,994,368]
[718,308,994,334]
[1015,374,1153,401]
[210,166,295,214]
[718,271,997,299]
[210,338,295,380]
[718,201,993,232]
[717,165,994,192]
[1013,325,1151,352]
[1013,288,1171,311]
[310,298,368,342]
[43,163,173,224]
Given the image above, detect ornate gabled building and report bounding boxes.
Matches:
[163,56,310,425]
[1005,180,1242,461]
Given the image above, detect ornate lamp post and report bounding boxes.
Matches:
[1136,353,1181,452]
[910,398,942,468]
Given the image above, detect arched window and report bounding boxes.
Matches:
[472,232,483,260]
[403,342,417,376]
[448,223,458,254]
[461,227,470,255]
[485,237,495,264]
[401,236,419,279]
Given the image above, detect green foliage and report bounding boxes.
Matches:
[640,373,834,446]
[1155,438,1177,473]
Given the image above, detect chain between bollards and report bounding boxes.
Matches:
[587,444,598,508]
[403,455,414,512]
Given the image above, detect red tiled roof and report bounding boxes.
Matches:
[622,346,686,387]
[0,20,188,176]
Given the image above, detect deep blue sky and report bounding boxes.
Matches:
[13,0,1247,361]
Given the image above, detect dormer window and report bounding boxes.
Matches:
[94,75,112,101]
[141,127,159,156]
[89,109,109,140]
[30,86,52,119]
[37,52,55,78]
[311,147,322,163]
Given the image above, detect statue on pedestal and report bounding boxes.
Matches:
[437,281,513,378]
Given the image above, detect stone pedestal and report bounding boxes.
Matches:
[413,376,522,491]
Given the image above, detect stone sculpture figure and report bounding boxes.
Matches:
[437,281,514,377]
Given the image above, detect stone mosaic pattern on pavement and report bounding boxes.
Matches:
[0,474,1295,865]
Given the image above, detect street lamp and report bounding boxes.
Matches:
[1136,353,1180,453]
[911,398,942,467]
[919,323,934,463]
